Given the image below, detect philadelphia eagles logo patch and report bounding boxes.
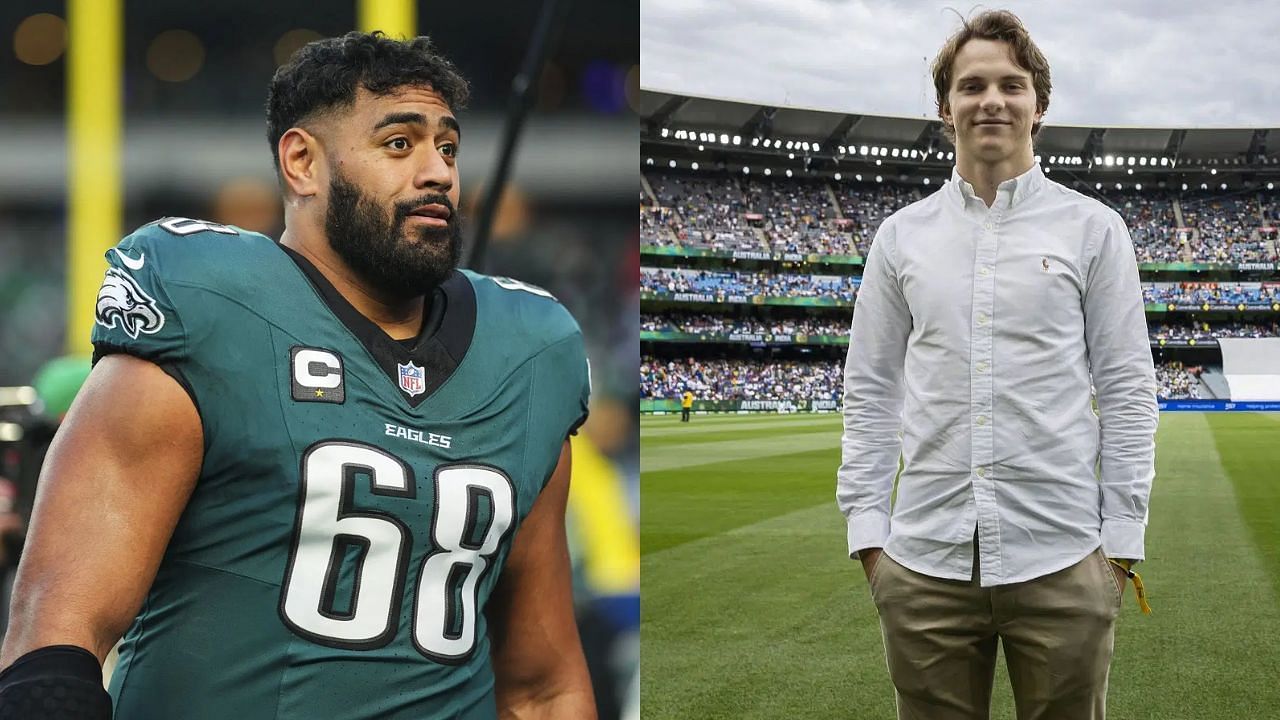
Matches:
[95,267,166,339]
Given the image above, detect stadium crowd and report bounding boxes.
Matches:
[1099,189,1182,263]
[1156,362,1202,399]
[642,314,1280,343]
[641,171,1278,411]
[640,203,678,245]
[1150,321,1280,342]
[835,183,919,256]
[1180,195,1276,264]
[643,356,1209,402]
[1144,282,1280,306]
[743,177,864,256]
[644,173,763,251]
[641,268,858,301]
[641,172,875,256]
[642,171,1280,264]
[641,270,1280,308]
[641,357,842,402]
[641,313,847,336]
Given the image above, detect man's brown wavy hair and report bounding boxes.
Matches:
[931,10,1051,142]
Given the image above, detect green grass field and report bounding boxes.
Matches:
[640,412,1280,719]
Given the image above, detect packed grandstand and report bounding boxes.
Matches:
[639,93,1280,413]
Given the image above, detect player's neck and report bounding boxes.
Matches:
[280,229,425,340]
[955,150,1034,207]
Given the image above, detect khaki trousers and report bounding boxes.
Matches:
[868,546,1121,720]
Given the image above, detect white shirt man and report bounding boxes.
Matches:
[837,161,1158,584]
[837,11,1157,720]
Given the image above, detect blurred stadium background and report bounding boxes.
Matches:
[0,2,638,718]
[639,91,1280,717]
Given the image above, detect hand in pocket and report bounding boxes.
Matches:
[1111,563,1128,595]
[860,547,883,582]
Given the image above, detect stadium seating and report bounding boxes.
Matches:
[641,268,858,301]
[1156,362,1202,399]
[1180,193,1275,263]
[644,354,1209,402]
[833,183,920,256]
[643,345,1243,408]
[1098,188,1181,262]
[1150,321,1280,342]
[641,356,842,402]
[641,312,847,336]
[644,173,763,251]
[744,177,851,254]
[644,313,1279,344]
[641,170,1280,413]
[643,171,1280,264]
[1144,282,1280,307]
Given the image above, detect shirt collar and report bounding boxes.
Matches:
[949,163,1045,209]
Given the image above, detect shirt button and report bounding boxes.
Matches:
[980,266,991,276]
[976,415,987,426]
[976,362,988,372]
[976,467,987,478]
[983,222,994,231]
[977,313,988,324]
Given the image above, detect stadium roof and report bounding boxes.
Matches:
[639,90,1280,170]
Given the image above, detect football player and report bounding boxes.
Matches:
[0,32,595,720]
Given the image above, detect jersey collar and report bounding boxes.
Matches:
[278,244,476,409]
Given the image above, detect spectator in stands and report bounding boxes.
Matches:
[640,357,841,403]
[1144,281,1276,307]
[837,12,1156,719]
[1155,361,1200,399]
[1099,189,1180,262]
[642,171,1280,265]
[640,356,1212,403]
[1179,194,1277,264]
[641,312,850,338]
[640,268,858,302]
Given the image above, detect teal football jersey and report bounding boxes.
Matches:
[89,217,590,720]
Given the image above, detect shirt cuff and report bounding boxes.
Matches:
[846,509,890,559]
[1101,518,1146,561]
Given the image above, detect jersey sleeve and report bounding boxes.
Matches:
[526,328,591,487]
[569,339,591,436]
[90,228,188,366]
[542,330,591,437]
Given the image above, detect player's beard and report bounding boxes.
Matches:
[324,169,463,299]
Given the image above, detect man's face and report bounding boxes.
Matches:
[322,85,464,298]
[942,38,1042,165]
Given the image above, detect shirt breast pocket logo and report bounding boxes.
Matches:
[1003,252,1082,336]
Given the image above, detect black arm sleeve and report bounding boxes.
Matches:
[0,645,112,719]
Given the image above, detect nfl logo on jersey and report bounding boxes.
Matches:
[398,361,427,397]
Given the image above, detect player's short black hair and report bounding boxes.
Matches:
[265,31,471,174]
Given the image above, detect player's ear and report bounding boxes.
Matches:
[279,127,323,199]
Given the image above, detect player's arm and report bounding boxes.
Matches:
[1083,212,1159,564]
[837,219,910,576]
[488,441,596,720]
[0,354,203,669]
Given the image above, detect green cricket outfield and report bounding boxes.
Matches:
[640,411,1280,719]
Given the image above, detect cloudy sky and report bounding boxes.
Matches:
[641,0,1280,128]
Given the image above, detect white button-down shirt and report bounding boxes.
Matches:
[837,164,1158,586]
